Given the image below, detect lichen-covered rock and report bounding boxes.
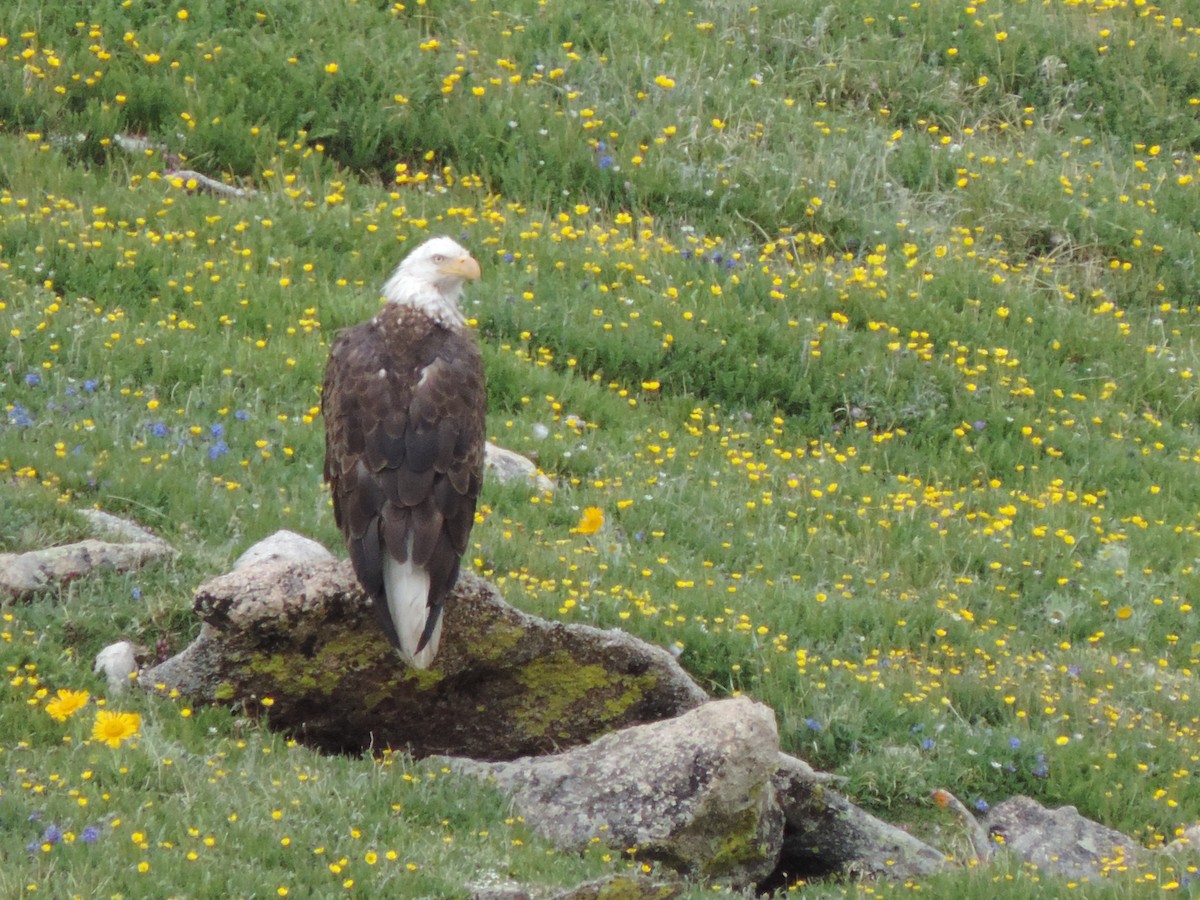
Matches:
[984,796,1143,880]
[769,754,948,884]
[451,697,785,889]
[0,538,174,602]
[143,555,707,758]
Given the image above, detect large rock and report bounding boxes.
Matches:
[984,796,1143,880]
[452,697,785,889]
[769,755,949,884]
[143,553,707,758]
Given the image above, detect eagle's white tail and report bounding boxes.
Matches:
[382,553,441,668]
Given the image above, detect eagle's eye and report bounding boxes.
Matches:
[431,254,446,264]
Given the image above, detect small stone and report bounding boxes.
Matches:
[94,641,139,693]
[233,530,335,570]
[485,442,554,491]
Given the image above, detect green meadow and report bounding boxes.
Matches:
[4,0,1200,895]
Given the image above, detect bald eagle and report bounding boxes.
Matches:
[322,236,486,668]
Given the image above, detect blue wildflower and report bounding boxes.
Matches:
[1032,753,1049,779]
[208,440,230,461]
[150,423,168,438]
[804,718,822,732]
[210,423,224,438]
[973,799,990,813]
[24,372,41,387]
[81,825,100,845]
[83,379,97,393]
[598,155,614,170]
[921,737,936,751]
[8,404,34,427]
[131,587,143,601]
[1008,737,1022,750]
[234,410,250,421]
[42,824,62,845]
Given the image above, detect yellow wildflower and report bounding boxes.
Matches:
[45,688,90,722]
[92,710,141,748]
[571,507,604,535]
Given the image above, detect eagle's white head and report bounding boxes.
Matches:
[380,236,481,327]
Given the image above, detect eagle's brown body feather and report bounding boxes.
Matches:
[323,299,485,661]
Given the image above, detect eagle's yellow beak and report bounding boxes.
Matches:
[442,254,482,282]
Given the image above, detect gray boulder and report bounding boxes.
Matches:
[1,537,173,602]
[771,754,948,883]
[984,796,1143,880]
[143,553,707,758]
[452,697,785,889]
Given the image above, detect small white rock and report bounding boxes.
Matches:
[94,641,139,694]
[485,442,555,492]
[234,530,335,571]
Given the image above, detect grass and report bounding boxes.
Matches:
[3,0,1200,895]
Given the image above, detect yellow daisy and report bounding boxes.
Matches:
[92,710,141,748]
[571,506,604,535]
[45,688,90,722]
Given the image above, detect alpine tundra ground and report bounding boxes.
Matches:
[3,1,1200,896]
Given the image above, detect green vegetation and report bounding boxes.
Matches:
[4,0,1200,895]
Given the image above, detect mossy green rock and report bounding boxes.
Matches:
[144,553,707,759]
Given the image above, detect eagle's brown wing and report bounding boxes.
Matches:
[322,311,486,654]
